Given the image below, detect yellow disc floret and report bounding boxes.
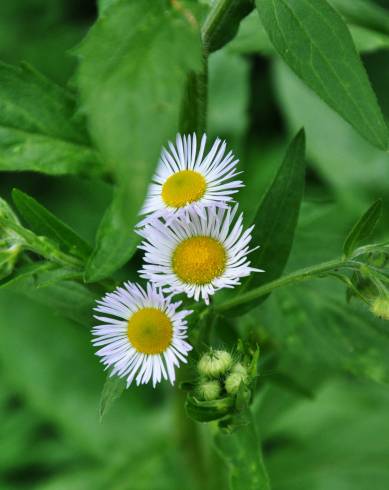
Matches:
[162,170,206,208]
[173,236,226,285]
[127,308,173,354]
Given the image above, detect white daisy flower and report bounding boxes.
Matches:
[138,204,262,304]
[92,282,192,387]
[139,133,243,224]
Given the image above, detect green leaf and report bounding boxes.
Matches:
[12,189,91,261]
[215,410,271,490]
[0,62,102,176]
[227,130,305,315]
[329,0,389,37]
[0,262,51,288]
[343,199,382,257]
[265,380,389,489]
[350,25,389,54]
[202,0,254,53]
[273,60,389,208]
[256,0,389,150]
[6,270,97,326]
[262,281,389,383]
[99,374,126,422]
[84,186,138,282]
[97,0,118,16]
[230,11,389,55]
[77,0,202,281]
[186,395,235,422]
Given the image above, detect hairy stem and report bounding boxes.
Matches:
[215,257,354,313]
[179,53,208,135]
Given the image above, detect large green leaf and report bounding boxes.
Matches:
[256,0,389,150]
[256,281,389,383]
[223,130,305,315]
[0,62,101,176]
[264,380,389,490]
[77,0,202,282]
[12,189,91,261]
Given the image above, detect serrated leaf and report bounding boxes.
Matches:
[77,0,202,281]
[343,199,382,257]
[0,62,102,176]
[226,130,305,315]
[12,189,91,261]
[256,0,389,150]
[99,374,126,422]
[215,409,271,490]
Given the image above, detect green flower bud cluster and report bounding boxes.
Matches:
[195,349,249,401]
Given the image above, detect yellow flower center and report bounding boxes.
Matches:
[127,308,172,355]
[162,170,206,208]
[172,236,226,285]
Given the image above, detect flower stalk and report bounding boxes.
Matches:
[215,257,356,313]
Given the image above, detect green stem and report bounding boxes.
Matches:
[202,0,236,52]
[214,409,271,489]
[215,257,352,313]
[201,0,254,53]
[179,53,208,135]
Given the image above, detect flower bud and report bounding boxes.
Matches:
[197,350,233,378]
[232,362,248,377]
[370,297,389,321]
[196,379,221,401]
[225,363,248,395]
[0,198,25,245]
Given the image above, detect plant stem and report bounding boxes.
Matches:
[179,54,208,135]
[215,257,352,313]
[201,0,254,53]
[202,0,235,52]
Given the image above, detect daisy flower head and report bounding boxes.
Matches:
[138,204,262,304]
[139,133,243,224]
[92,282,192,387]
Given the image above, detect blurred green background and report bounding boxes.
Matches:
[1,1,389,489]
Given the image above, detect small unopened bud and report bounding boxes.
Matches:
[196,380,221,401]
[197,350,233,378]
[0,242,22,280]
[225,363,248,395]
[370,297,389,321]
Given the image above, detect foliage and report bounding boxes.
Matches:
[0,0,389,489]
